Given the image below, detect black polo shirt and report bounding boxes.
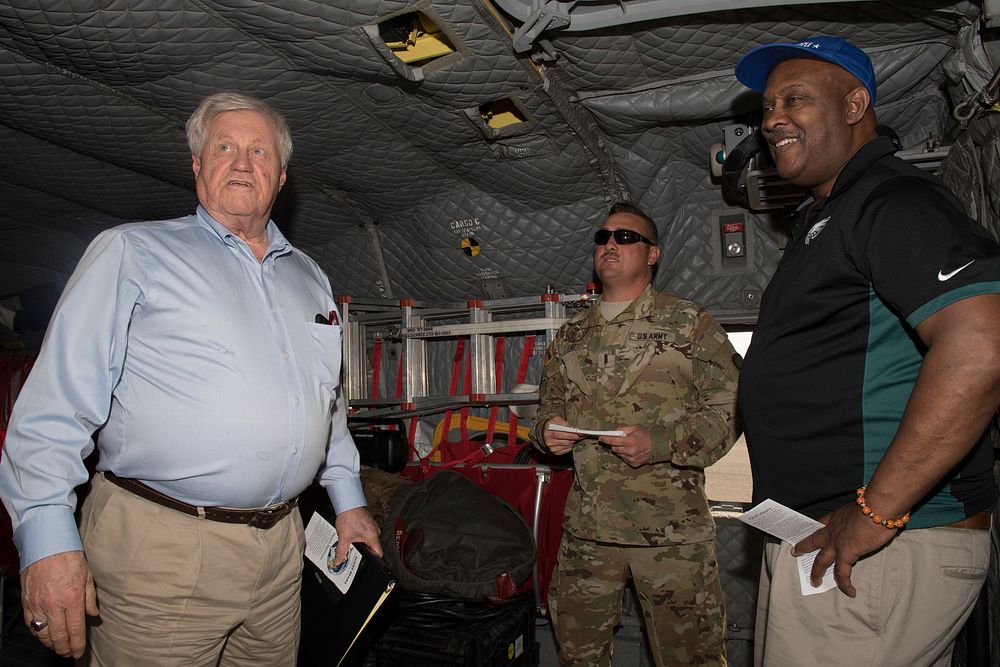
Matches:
[739,136,1000,528]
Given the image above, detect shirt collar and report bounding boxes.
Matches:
[196,206,291,258]
[594,283,655,323]
[790,135,896,225]
[826,135,897,201]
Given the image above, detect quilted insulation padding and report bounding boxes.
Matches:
[942,114,1000,241]
[546,1,975,92]
[0,0,984,322]
[559,6,969,315]
[0,0,620,304]
[714,515,765,642]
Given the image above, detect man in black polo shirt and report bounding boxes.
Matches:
[735,36,1000,665]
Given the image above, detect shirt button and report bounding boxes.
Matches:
[292,448,299,455]
[283,351,289,359]
[272,308,277,316]
[294,398,300,406]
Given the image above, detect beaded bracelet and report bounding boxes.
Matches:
[856,486,910,529]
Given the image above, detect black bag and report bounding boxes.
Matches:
[380,470,536,600]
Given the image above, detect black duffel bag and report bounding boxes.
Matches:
[379,470,536,601]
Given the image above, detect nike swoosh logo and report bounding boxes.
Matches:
[937,260,975,281]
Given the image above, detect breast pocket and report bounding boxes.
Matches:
[307,322,343,390]
[643,340,690,385]
[561,347,593,397]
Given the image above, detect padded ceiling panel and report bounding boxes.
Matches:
[0,0,987,324]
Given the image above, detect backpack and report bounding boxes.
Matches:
[379,470,536,601]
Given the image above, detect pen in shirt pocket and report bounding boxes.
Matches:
[314,310,340,325]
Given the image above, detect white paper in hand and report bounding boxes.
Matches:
[547,423,626,437]
[738,499,837,596]
[304,512,363,594]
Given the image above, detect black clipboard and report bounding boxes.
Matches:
[303,520,395,666]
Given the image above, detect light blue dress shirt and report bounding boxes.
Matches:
[0,208,366,569]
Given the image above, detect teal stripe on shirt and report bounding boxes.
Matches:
[907,281,1000,328]
[864,288,966,529]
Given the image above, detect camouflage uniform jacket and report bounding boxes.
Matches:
[530,285,739,546]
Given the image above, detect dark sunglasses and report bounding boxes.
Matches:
[593,228,656,246]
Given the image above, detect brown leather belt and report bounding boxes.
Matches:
[940,511,992,531]
[103,472,297,530]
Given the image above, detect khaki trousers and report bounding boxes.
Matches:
[754,525,990,667]
[79,472,305,667]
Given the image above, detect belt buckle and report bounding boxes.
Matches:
[249,502,289,529]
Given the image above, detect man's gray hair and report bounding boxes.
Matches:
[186,92,293,168]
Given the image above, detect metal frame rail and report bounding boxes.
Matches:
[339,292,594,419]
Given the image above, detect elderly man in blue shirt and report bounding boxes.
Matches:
[0,92,382,665]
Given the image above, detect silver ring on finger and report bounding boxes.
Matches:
[29,618,49,632]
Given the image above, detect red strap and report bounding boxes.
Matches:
[508,335,536,447]
[484,337,505,445]
[459,345,471,443]
[434,446,485,469]
[394,354,412,452]
[364,338,386,431]
[515,336,535,384]
[423,340,467,472]
[407,416,419,462]
[394,348,404,399]
[430,439,502,471]
[370,337,383,399]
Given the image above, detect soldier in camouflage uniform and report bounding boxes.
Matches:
[530,202,739,667]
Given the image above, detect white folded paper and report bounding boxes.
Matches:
[547,423,626,437]
[304,512,363,594]
[738,499,837,596]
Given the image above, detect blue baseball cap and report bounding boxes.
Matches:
[735,36,877,104]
